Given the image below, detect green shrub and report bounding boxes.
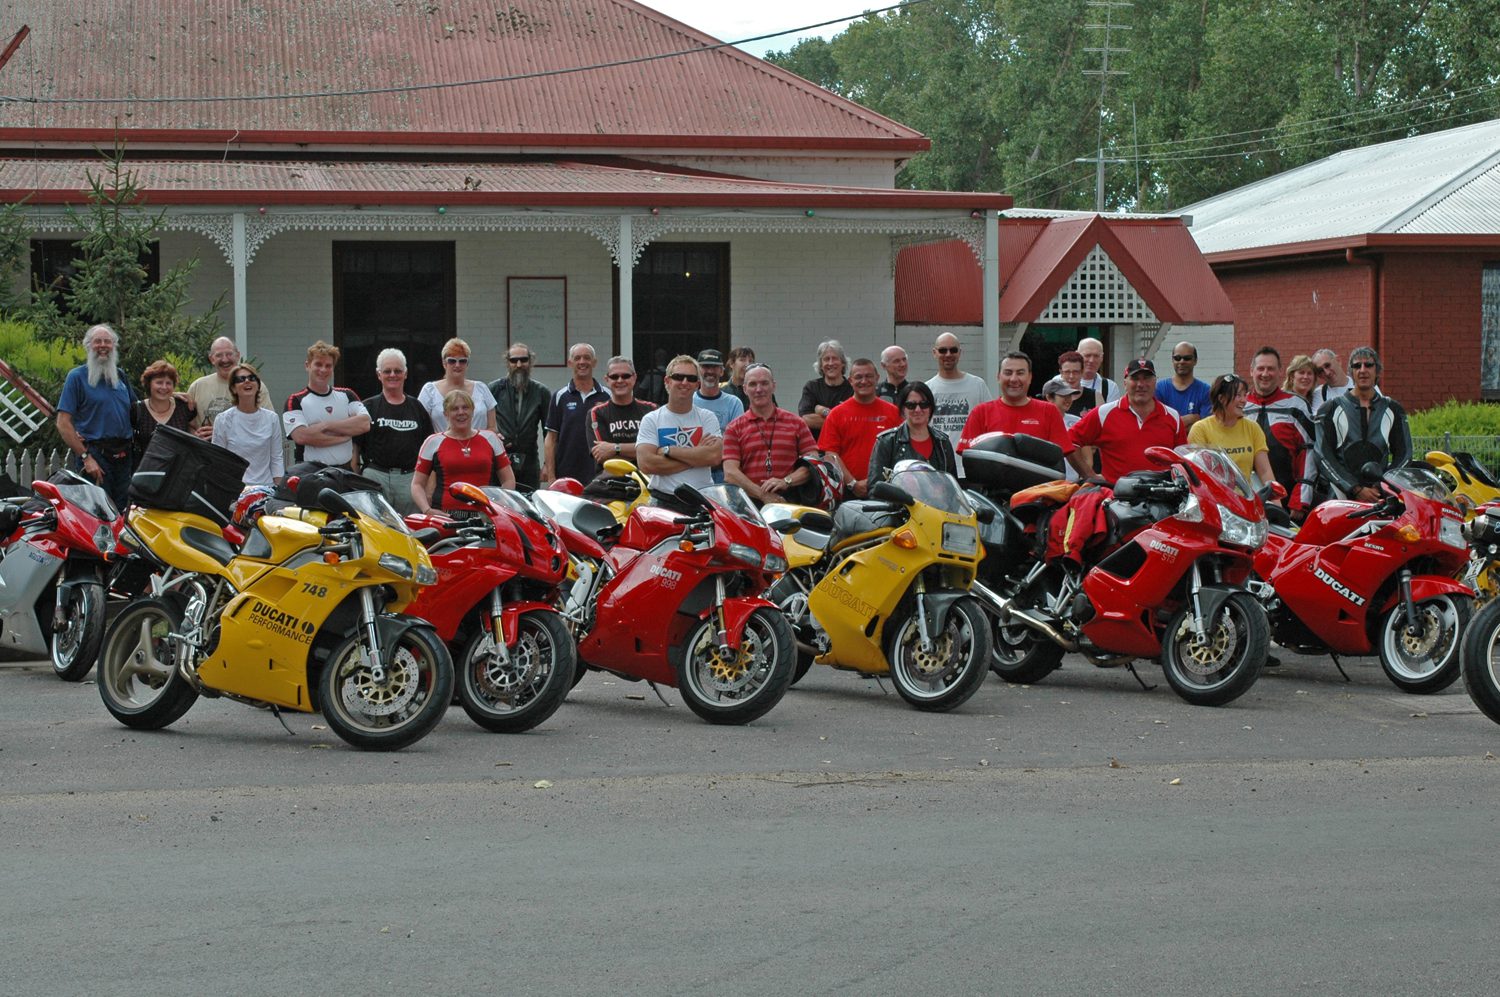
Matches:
[1409,400,1500,438]
[0,318,81,454]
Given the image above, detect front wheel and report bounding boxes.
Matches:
[1461,598,1500,723]
[885,596,991,712]
[1380,593,1468,694]
[675,607,794,725]
[1161,591,1267,707]
[52,581,106,681]
[458,610,575,733]
[97,597,199,729]
[318,623,453,751]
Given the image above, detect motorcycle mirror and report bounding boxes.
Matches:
[1359,461,1385,484]
[317,487,358,518]
[602,458,639,477]
[870,481,913,506]
[973,505,996,525]
[448,481,490,508]
[30,479,60,502]
[672,484,709,510]
[1267,481,1287,501]
[1143,445,1178,468]
[768,517,801,534]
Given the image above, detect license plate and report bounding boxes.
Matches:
[942,523,977,555]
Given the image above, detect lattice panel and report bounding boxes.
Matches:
[1037,245,1157,323]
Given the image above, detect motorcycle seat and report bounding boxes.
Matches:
[1103,500,1160,548]
[181,525,236,567]
[573,500,622,545]
[829,500,904,552]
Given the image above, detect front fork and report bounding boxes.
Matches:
[486,589,511,665]
[1398,567,1423,638]
[913,574,933,650]
[359,587,386,683]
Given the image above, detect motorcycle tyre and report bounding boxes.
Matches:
[988,610,1065,685]
[52,581,106,682]
[766,573,817,685]
[97,596,198,730]
[1379,593,1468,694]
[458,610,574,734]
[885,596,991,713]
[318,625,453,751]
[1160,591,1267,707]
[675,607,794,725]
[1461,597,1500,723]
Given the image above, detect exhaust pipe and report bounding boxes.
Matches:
[970,580,1079,652]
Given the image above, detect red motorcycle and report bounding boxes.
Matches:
[965,438,1270,706]
[403,482,576,732]
[1250,463,1473,693]
[0,471,148,680]
[531,482,796,725]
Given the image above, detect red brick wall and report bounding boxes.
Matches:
[1214,251,1492,411]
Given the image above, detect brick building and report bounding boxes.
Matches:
[1183,118,1500,410]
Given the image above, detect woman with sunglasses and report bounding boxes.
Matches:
[418,337,498,434]
[1187,373,1277,493]
[212,363,285,487]
[867,381,956,486]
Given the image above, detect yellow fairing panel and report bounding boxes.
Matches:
[127,508,233,576]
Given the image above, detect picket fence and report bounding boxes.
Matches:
[1,447,67,489]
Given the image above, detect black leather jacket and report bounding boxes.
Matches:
[867,423,957,485]
[1313,390,1412,496]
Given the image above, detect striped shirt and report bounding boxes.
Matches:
[723,407,817,485]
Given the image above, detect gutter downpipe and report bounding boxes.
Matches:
[1345,247,1380,358]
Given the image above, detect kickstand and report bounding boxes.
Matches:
[874,675,889,695]
[1329,652,1352,683]
[270,706,296,736]
[647,681,674,707]
[1125,662,1157,692]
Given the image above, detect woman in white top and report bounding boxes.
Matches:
[418,337,498,434]
[212,363,286,487]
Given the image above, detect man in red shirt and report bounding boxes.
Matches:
[723,363,819,504]
[1067,358,1186,483]
[956,352,1072,453]
[819,358,901,497]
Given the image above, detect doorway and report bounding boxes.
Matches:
[333,242,456,398]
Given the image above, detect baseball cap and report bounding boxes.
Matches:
[1124,357,1156,378]
[1042,376,1081,398]
[696,349,725,366]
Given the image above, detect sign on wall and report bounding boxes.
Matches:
[508,277,568,365]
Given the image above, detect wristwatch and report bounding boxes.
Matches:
[614,443,621,455]
[661,445,672,460]
[783,476,792,486]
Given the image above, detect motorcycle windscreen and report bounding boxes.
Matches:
[887,463,970,515]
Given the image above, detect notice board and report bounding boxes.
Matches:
[507,277,568,364]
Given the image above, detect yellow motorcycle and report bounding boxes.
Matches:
[1427,449,1500,602]
[98,480,453,751]
[766,461,991,711]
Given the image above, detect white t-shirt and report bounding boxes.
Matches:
[926,372,991,478]
[636,405,721,493]
[282,386,368,467]
[213,406,285,487]
[418,380,498,433]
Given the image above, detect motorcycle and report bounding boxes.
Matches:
[0,470,147,680]
[1426,449,1500,604]
[766,461,992,712]
[965,436,1269,707]
[532,481,795,725]
[403,482,576,733]
[1250,462,1473,694]
[98,476,453,751]
[1460,502,1500,720]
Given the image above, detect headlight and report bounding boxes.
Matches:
[1220,508,1267,550]
[93,525,114,554]
[763,553,788,574]
[942,522,978,556]
[1439,516,1467,550]
[415,563,438,586]
[378,552,415,579]
[727,542,762,568]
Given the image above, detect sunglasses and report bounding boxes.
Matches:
[444,356,469,366]
[377,368,404,376]
[1350,361,1376,370]
[746,362,774,376]
[935,347,960,355]
[231,374,259,385]
[507,356,532,364]
[605,373,634,381]
[668,372,700,383]
[903,400,933,410]
[1171,355,1196,362]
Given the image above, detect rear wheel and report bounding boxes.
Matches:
[676,607,794,725]
[766,572,819,684]
[1461,598,1500,723]
[989,613,1064,685]
[885,596,991,712]
[1161,591,1267,706]
[458,610,575,733]
[1379,593,1468,694]
[51,581,106,682]
[97,597,198,729]
[319,623,453,751]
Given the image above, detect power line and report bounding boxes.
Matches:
[0,1,932,106]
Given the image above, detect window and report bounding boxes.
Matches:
[620,243,730,400]
[30,239,160,317]
[1483,264,1500,399]
[333,242,456,399]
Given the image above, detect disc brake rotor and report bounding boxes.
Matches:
[480,634,539,693]
[907,628,956,677]
[1399,606,1443,660]
[699,630,761,690]
[1180,613,1234,675]
[343,646,421,717]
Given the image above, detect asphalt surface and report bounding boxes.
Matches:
[3,650,1499,996]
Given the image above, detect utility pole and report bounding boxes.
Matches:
[1077,1,1130,212]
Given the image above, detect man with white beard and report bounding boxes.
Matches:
[488,342,550,490]
[56,323,135,509]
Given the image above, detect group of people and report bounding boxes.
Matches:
[54,322,1409,528]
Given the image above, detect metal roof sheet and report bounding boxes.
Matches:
[0,155,1007,209]
[1183,118,1500,256]
[0,0,926,150]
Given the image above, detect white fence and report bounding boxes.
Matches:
[1,447,67,489]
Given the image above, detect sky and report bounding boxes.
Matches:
[643,2,875,57]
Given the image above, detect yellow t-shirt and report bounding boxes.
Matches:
[1187,416,1267,482]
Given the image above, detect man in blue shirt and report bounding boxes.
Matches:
[543,343,606,486]
[691,349,743,483]
[56,323,135,510]
[1154,340,1211,428]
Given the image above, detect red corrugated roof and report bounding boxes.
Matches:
[0,0,928,151]
[895,216,1234,325]
[0,155,1009,209]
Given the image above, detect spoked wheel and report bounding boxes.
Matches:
[51,582,106,681]
[1161,591,1267,706]
[675,607,794,725]
[1379,593,1469,694]
[885,596,991,712]
[318,623,453,750]
[458,610,575,733]
[96,597,198,729]
[766,572,819,685]
[1461,598,1500,723]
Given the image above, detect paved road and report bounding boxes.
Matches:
[3,652,1498,996]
